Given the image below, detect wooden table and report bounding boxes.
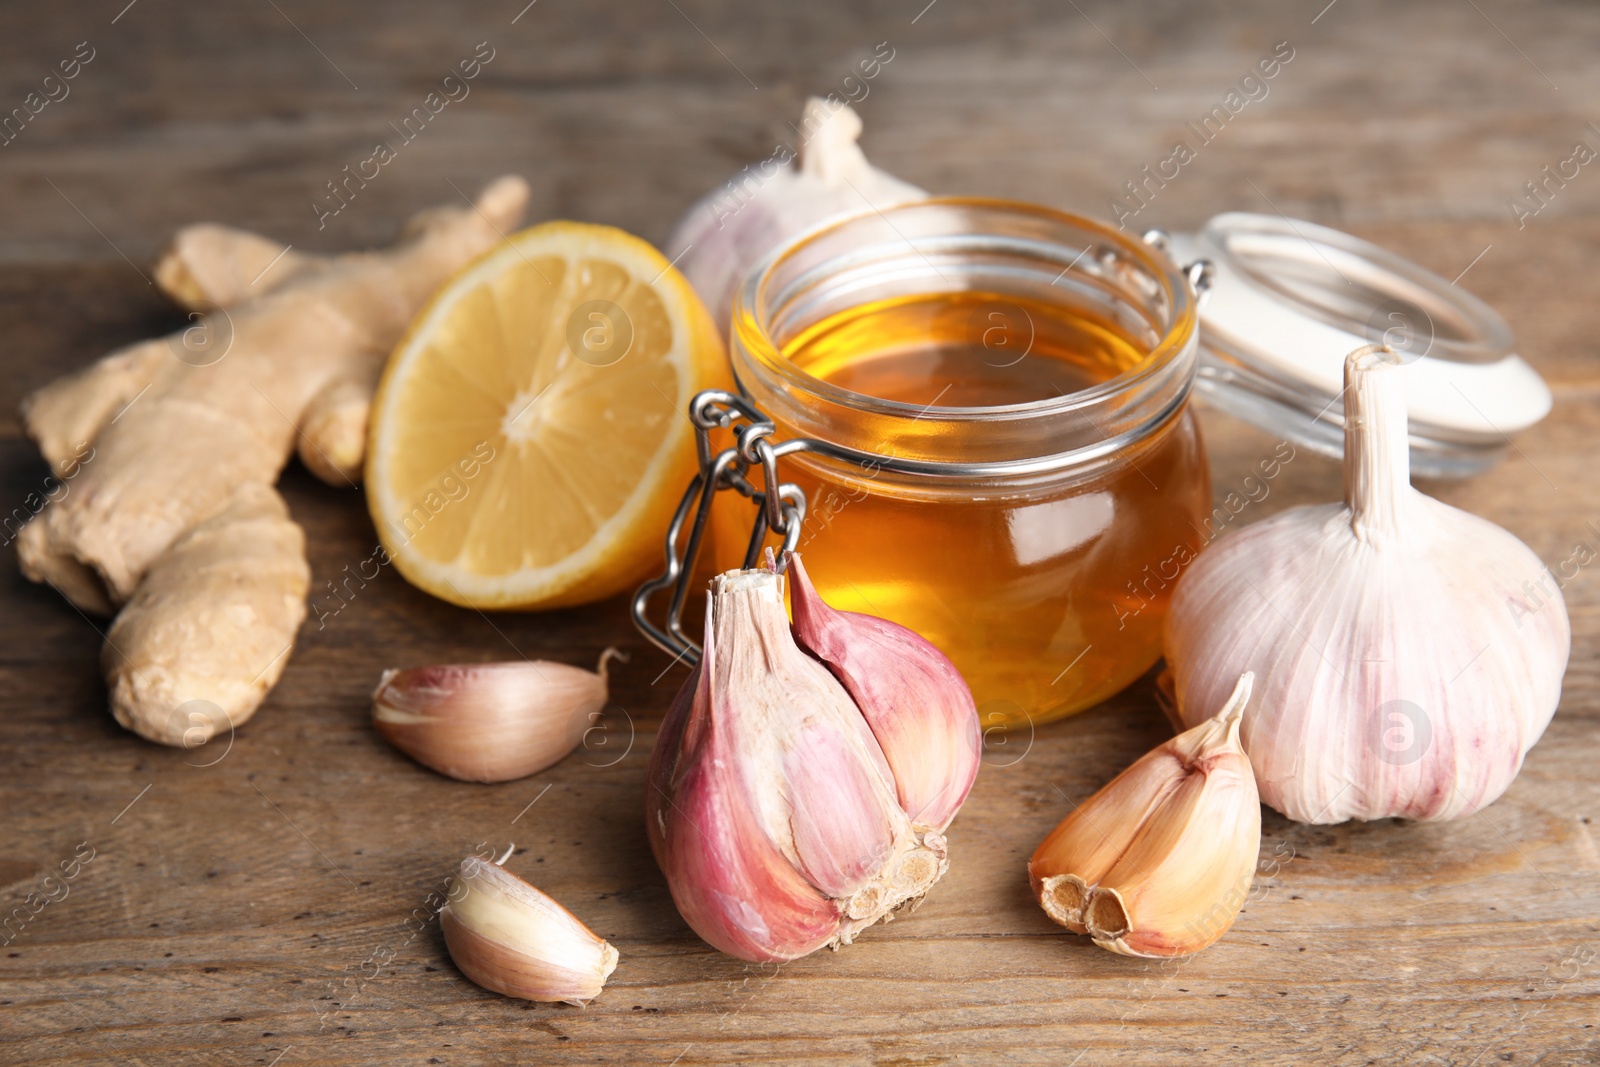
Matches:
[3,1,1597,1063]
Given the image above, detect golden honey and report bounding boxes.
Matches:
[723,199,1211,728]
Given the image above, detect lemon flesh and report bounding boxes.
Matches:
[366,221,726,610]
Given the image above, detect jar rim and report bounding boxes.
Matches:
[730,197,1202,476]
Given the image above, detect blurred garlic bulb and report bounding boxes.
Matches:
[665,96,926,334]
[645,555,978,962]
[1165,345,1570,823]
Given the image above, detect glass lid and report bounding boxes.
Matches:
[1166,212,1551,479]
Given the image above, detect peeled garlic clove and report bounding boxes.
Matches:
[665,97,926,334]
[1030,674,1261,958]
[372,654,613,783]
[787,553,980,831]
[440,854,618,1005]
[1165,346,1571,823]
[646,564,968,962]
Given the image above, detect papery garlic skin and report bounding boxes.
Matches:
[1165,346,1570,824]
[787,553,980,831]
[1030,674,1261,958]
[373,658,610,783]
[665,97,926,335]
[441,855,618,1005]
[646,564,971,962]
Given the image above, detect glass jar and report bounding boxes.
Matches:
[714,199,1211,728]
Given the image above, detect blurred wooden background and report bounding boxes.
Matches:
[1,1,1597,1064]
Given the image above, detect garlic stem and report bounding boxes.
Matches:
[1343,344,1412,541]
[596,646,625,685]
[1191,670,1252,752]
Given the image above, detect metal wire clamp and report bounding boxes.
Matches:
[630,390,810,666]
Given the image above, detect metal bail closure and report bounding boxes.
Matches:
[1143,227,1215,304]
[630,389,810,666]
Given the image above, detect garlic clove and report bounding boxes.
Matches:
[715,571,905,899]
[1030,673,1261,958]
[665,97,926,335]
[651,661,845,961]
[787,552,981,831]
[646,566,962,962]
[1164,346,1571,823]
[1026,749,1194,933]
[372,653,615,783]
[440,854,618,1005]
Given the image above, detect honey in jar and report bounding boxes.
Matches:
[720,199,1212,728]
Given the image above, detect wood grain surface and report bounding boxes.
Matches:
[2,1,1598,1064]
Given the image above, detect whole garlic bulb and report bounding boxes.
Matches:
[1165,345,1570,823]
[665,96,926,334]
[645,555,979,962]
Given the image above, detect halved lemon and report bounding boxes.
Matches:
[366,221,727,610]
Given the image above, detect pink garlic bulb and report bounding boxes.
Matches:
[645,554,979,962]
[664,97,926,335]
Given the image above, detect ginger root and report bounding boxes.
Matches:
[105,482,309,745]
[19,176,531,746]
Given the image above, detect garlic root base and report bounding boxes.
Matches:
[834,829,948,946]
